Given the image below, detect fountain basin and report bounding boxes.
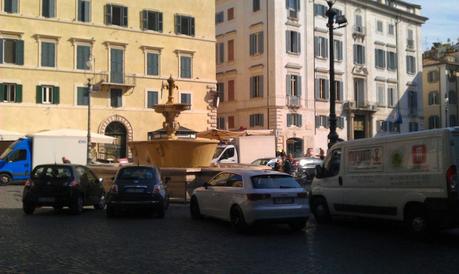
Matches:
[129,138,219,168]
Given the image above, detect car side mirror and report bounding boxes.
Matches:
[203,182,209,189]
[98,178,104,184]
[164,177,171,185]
[315,165,323,178]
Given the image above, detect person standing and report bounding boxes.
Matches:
[282,154,293,175]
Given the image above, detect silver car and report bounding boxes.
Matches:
[190,169,310,232]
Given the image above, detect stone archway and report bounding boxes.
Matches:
[99,115,133,160]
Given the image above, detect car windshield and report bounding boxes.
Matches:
[32,166,73,180]
[117,167,158,182]
[213,147,225,158]
[0,141,18,160]
[251,175,301,189]
[251,158,269,165]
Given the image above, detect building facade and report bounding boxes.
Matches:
[423,45,459,129]
[215,0,426,156]
[0,0,216,160]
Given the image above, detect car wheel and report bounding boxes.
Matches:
[230,206,248,233]
[70,195,84,215]
[106,205,116,218]
[0,174,12,186]
[94,194,106,210]
[288,220,307,232]
[23,202,35,215]
[311,197,331,224]
[405,206,429,236]
[190,196,202,220]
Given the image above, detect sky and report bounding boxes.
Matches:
[412,0,459,51]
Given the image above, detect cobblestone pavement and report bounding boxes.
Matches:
[1,185,459,274]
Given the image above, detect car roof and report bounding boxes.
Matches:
[216,169,289,177]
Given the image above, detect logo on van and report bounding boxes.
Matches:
[412,145,426,164]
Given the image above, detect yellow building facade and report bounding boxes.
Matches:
[0,0,216,159]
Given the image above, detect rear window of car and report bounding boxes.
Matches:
[251,175,301,189]
[117,167,159,182]
[32,166,73,180]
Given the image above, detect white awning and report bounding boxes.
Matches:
[0,129,24,141]
[33,129,115,144]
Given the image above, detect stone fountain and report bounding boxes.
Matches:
[128,76,219,168]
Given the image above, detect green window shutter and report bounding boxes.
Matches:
[0,39,3,64]
[105,4,112,24]
[42,0,49,17]
[175,15,180,34]
[49,0,56,17]
[158,12,163,32]
[190,17,195,36]
[142,10,148,30]
[15,40,24,65]
[36,86,42,104]
[122,7,128,27]
[259,76,264,97]
[0,84,5,101]
[52,86,60,104]
[15,84,22,103]
[287,114,292,126]
[286,75,291,96]
[297,76,302,97]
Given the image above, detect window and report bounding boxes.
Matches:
[315,115,329,128]
[217,83,224,102]
[110,88,122,108]
[249,31,264,56]
[355,14,364,32]
[449,90,457,104]
[215,11,224,24]
[388,23,395,35]
[76,45,91,70]
[428,91,439,105]
[287,113,302,127]
[353,44,365,65]
[315,78,329,100]
[227,8,234,20]
[175,15,195,36]
[4,0,18,13]
[334,80,343,101]
[8,149,26,162]
[227,40,234,62]
[406,56,416,74]
[427,71,439,83]
[409,122,418,132]
[375,49,386,69]
[314,37,328,59]
[407,29,414,49]
[286,74,301,97]
[376,20,383,33]
[41,41,56,67]
[36,85,59,104]
[286,0,300,19]
[250,75,263,98]
[77,0,91,22]
[253,0,260,12]
[0,83,22,103]
[428,116,440,129]
[180,93,191,105]
[376,84,385,106]
[42,0,55,18]
[450,115,457,127]
[142,10,163,32]
[228,116,235,129]
[105,4,128,27]
[354,78,365,106]
[0,38,24,65]
[314,4,327,17]
[228,80,235,101]
[217,117,225,129]
[216,42,224,64]
[76,87,89,106]
[334,40,343,61]
[387,87,395,107]
[337,117,345,129]
[180,55,192,79]
[146,52,159,76]
[387,51,397,71]
[250,113,264,127]
[147,91,158,108]
[110,48,124,84]
[408,91,417,114]
[286,31,301,54]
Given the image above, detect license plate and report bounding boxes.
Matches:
[38,197,55,203]
[125,188,145,193]
[274,197,294,204]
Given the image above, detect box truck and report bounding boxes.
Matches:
[0,135,87,185]
[212,135,276,164]
[310,128,459,235]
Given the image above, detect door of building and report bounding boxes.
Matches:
[105,121,127,159]
[353,115,366,139]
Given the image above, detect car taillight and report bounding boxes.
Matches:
[25,179,33,187]
[297,192,308,198]
[446,165,457,192]
[247,193,271,201]
[69,180,79,188]
[153,184,161,193]
[110,184,118,193]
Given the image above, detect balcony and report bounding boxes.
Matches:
[352,25,366,37]
[95,72,136,90]
[343,100,378,112]
[286,95,301,108]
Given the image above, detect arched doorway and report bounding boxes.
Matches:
[286,138,304,158]
[105,121,127,159]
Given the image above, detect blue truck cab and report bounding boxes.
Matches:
[0,137,32,185]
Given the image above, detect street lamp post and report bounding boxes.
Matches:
[325,0,347,149]
[87,78,92,165]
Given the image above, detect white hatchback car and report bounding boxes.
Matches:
[190,169,310,231]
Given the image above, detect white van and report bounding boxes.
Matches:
[310,128,459,234]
